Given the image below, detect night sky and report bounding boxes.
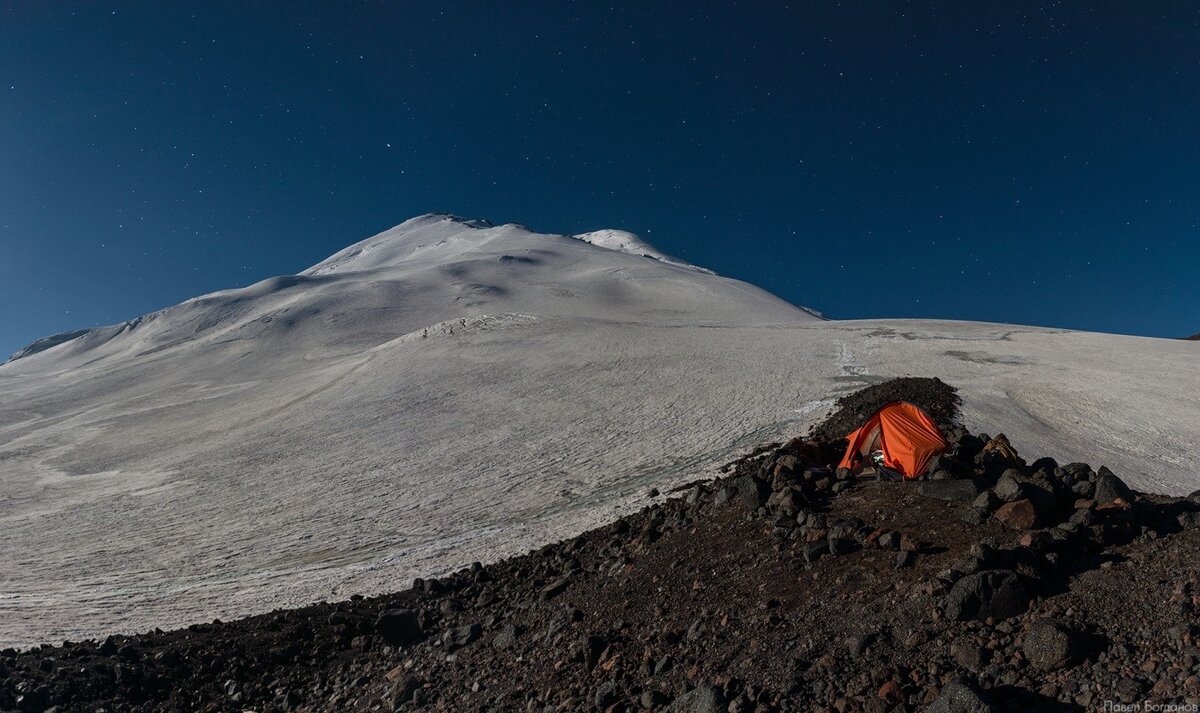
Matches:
[2,2,1197,358]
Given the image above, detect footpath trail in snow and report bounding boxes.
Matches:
[1,214,1197,647]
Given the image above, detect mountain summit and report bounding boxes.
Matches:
[0,216,1196,648]
[6,214,813,367]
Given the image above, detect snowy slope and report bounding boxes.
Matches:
[1,214,1197,647]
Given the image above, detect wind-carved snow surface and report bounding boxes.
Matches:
[1,213,1197,647]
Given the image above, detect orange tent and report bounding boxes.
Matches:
[837,402,947,479]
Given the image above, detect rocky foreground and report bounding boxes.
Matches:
[4,379,1200,713]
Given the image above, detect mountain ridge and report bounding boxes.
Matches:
[5,214,810,365]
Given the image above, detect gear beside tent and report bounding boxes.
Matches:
[837,401,948,479]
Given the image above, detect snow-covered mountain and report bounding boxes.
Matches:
[1,214,1197,647]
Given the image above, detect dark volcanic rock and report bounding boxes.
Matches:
[735,475,770,510]
[993,499,1040,530]
[491,623,520,649]
[919,479,981,501]
[375,609,424,647]
[951,642,989,670]
[993,470,1026,503]
[1094,467,1133,504]
[541,577,570,599]
[803,540,830,563]
[442,622,481,650]
[594,680,620,709]
[945,570,1029,621]
[960,506,989,526]
[927,679,995,712]
[663,685,725,712]
[1023,620,1080,671]
[767,487,805,516]
[827,536,856,556]
[972,490,1001,512]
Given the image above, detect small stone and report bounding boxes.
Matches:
[491,623,520,649]
[951,642,990,670]
[663,685,725,713]
[542,577,570,599]
[640,690,669,708]
[960,507,989,526]
[993,499,1040,530]
[877,679,904,704]
[442,622,482,650]
[927,679,995,712]
[876,531,901,550]
[1023,620,1079,671]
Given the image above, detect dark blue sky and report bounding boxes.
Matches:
[2,1,1197,357]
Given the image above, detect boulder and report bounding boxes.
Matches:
[1029,456,1058,475]
[1068,508,1096,527]
[713,487,735,506]
[802,540,829,564]
[944,570,1028,621]
[386,677,422,710]
[663,685,725,713]
[993,470,1026,502]
[972,490,1001,513]
[1177,511,1200,530]
[375,609,424,647]
[774,454,799,476]
[919,479,981,502]
[594,680,620,710]
[767,487,805,516]
[993,499,1040,530]
[1023,620,1080,671]
[1094,467,1133,504]
[735,475,770,510]
[927,680,996,713]
[1062,462,1091,478]
[1071,480,1095,498]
